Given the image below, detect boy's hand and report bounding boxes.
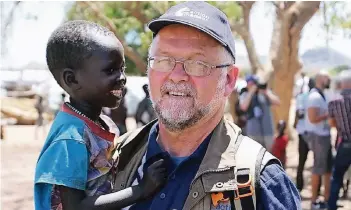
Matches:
[139,159,167,199]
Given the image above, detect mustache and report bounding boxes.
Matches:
[160,82,196,97]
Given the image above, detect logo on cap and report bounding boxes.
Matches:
[174,7,209,21]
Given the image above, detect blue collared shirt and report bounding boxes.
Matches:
[131,123,212,210]
[130,123,301,210]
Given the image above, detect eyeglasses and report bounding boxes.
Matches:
[147,56,234,77]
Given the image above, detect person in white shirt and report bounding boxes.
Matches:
[294,78,315,192]
[306,70,332,210]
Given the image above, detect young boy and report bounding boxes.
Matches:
[271,120,289,168]
[34,20,167,210]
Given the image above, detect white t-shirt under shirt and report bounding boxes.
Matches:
[305,88,330,136]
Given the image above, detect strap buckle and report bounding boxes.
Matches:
[234,174,254,200]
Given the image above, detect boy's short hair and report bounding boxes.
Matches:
[46,20,114,83]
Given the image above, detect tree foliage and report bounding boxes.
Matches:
[320,1,351,46]
[67,1,247,75]
[68,1,178,75]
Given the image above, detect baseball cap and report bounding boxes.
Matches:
[147,1,236,61]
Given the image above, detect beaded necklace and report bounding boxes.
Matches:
[65,102,105,129]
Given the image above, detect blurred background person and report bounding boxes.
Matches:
[294,78,315,192]
[135,84,156,127]
[305,70,332,210]
[272,120,289,169]
[110,88,128,135]
[239,74,280,152]
[328,70,351,210]
[34,95,46,140]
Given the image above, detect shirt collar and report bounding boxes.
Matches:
[61,103,115,142]
[145,123,212,163]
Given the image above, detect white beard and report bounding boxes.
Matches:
[151,73,226,132]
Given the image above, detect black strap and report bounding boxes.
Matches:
[236,168,255,210]
[312,88,326,101]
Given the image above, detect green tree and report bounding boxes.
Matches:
[68,1,179,75]
[320,1,351,48]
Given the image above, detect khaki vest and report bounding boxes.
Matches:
[112,119,279,210]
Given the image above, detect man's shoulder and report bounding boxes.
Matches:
[259,163,301,209]
[260,161,285,183]
[308,90,322,100]
[234,134,281,175]
[328,96,343,106]
[115,120,157,150]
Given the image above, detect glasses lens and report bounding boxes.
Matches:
[149,57,174,72]
[185,60,210,77]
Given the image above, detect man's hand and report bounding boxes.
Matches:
[139,159,168,199]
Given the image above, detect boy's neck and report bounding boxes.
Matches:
[69,97,102,121]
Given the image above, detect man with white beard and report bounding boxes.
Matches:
[112,2,300,210]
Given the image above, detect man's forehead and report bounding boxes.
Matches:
[157,24,220,47]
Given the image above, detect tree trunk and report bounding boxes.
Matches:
[270,2,320,126]
[235,1,264,75]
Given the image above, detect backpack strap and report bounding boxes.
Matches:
[233,135,280,210]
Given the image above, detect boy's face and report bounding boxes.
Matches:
[73,33,126,109]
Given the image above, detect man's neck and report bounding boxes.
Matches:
[157,107,224,157]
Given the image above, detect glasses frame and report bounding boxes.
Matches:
[147,56,235,77]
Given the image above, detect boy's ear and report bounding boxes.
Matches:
[62,68,81,91]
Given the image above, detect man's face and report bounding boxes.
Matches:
[148,24,237,131]
[75,33,126,109]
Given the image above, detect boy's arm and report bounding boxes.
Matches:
[59,185,144,210]
[59,159,167,210]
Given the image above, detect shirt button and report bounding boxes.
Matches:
[160,193,166,199]
[192,191,199,198]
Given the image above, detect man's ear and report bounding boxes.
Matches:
[62,68,81,91]
[224,65,239,97]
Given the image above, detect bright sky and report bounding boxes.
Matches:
[1,1,351,69]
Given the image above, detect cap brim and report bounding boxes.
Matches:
[148,18,227,48]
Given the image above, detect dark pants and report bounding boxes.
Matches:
[296,134,309,191]
[328,141,351,210]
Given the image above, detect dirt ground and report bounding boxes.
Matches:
[1,119,350,210]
